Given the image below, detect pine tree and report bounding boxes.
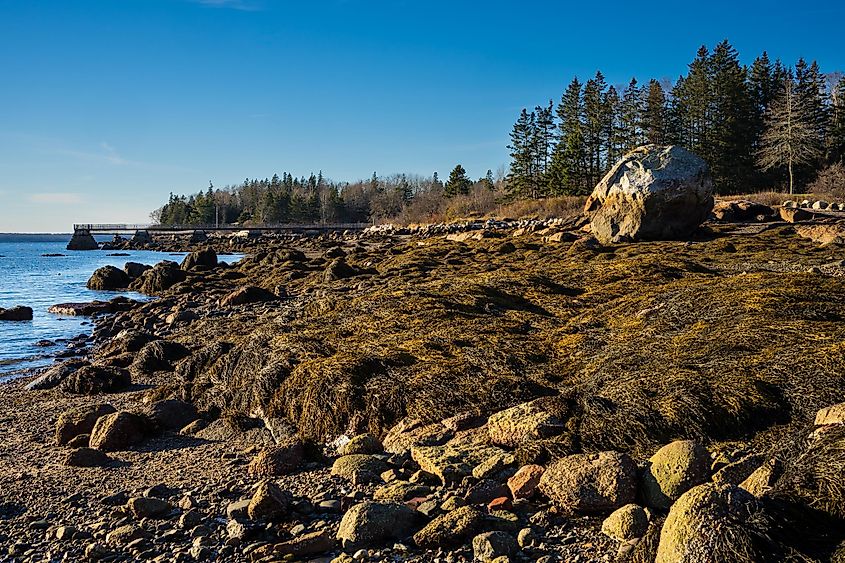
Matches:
[642,80,667,145]
[481,169,495,191]
[444,164,472,197]
[671,46,712,155]
[533,101,556,196]
[758,75,823,194]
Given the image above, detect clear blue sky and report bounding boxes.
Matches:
[1,0,842,232]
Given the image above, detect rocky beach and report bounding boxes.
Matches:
[2,147,845,563]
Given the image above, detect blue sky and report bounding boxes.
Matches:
[0,0,843,232]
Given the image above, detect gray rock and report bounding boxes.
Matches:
[472,531,518,562]
[336,502,419,549]
[585,145,714,244]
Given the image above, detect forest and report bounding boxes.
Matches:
[153,41,845,226]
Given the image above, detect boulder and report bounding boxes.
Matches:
[276,530,335,557]
[59,365,131,395]
[27,359,88,391]
[181,247,217,271]
[127,497,172,519]
[62,447,112,468]
[411,443,508,485]
[247,481,289,521]
[340,433,383,455]
[89,411,148,451]
[145,399,199,432]
[0,306,33,321]
[382,418,453,453]
[131,340,190,373]
[584,145,713,244]
[129,261,186,295]
[779,206,814,223]
[372,481,431,502]
[656,483,765,563]
[472,531,518,562]
[55,403,117,445]
[507,464,545,500]
[465,479,511,506]
[106,524,149,546]
[123,262,151,279]
[247,440,305,477]
[738,458,781,498]
[336,502,419,549]
[539,451,637,514]
[414,505,487,549]
[87,266,130,291]
[330,454,388,484]
[488,400,564,447]
[641,440,711,510]
[601,504,650,541]
[711,454,765,487]
[324,258,358,282]
[48,302,114,316]
[219,286,279,307]
[711,200,774,222]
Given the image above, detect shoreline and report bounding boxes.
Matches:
[3,212,845,561]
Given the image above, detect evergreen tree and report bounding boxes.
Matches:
[671,46,712,154]
[830,77,845,164]
[507,108,537,198]
[533,100,556,195]
[481,169,495,191]
[642,79,667,145]
[583,71,609,187]
[444,164,472,197]
[619,78,643,152]
[549,77,586,195]
[708,40,755,193]
[604,86,622,168]
[758,75,823,194]
[396,174,413,203]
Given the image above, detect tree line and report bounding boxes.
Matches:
[508,40,845,196]
[152,168,500,226]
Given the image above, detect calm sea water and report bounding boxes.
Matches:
[0,234,190,380]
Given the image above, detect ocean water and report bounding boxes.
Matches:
[0,234,190,380]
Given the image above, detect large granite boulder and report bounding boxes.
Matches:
[87,266,130,291]
[584,145,713,244]
[641,440,711,510]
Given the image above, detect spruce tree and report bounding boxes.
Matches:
[583,71,609,187]
[671,46,712,155]
[830,77,845,164]
[507,108,536,198]
[619,78,643,152]
[708,40,755,193]
[444,164,472,197]
[604,86,622,168]
[642,80,667,145]
[758,75,823,194]
[549,78,586,195]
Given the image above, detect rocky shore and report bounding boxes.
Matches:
[3,148,845,562]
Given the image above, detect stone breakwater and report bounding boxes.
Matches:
[3,213,845,562]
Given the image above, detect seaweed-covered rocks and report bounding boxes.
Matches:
[641,440,711,510]
[129,261,186,295]
[59,365,131,395]
[539,451,637,514]
[330,454,388,484]
[55,403,117,445]
[488,400,564,447]
[336,502,419,549]
[247,440,305,477]
[130,340,190,374]
[27,359,88,391]
[89,411,148,451]
[219,285,278,307]
[656,483,764,563]
[473,531,518,562]
[123,261,151,279]
[414,505,487,549]
[87,266,130,291]
[145,399,199,432]
[339,433,383,456]
[601,504,649,541]
[181,247,217,271]
[0,306,33,321]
